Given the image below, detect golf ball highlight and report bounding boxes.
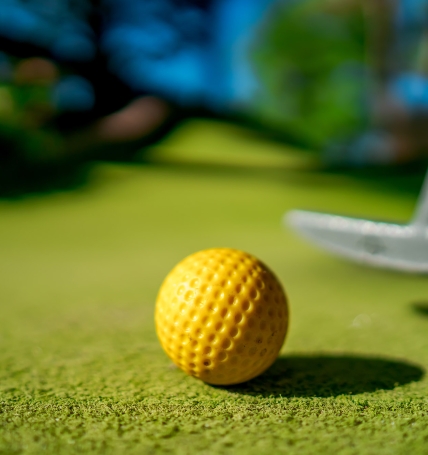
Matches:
[155,248,289,385]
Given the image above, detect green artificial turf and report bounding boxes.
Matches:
[1,120,428,455]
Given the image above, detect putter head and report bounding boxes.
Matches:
[286,209,428,273]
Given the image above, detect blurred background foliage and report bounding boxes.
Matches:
[254,0,367,147]
[0,0,427,197]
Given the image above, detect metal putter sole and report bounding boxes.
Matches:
[285,170,428,273]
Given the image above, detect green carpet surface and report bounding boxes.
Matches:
[1,120,428,454]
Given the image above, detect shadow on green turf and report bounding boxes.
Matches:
[1,142,426,200]
[411,301,428,317]
[231,354,424,397]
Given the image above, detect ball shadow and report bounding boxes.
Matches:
[230,354,424,397]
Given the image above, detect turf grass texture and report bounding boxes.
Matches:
[1,120,428,454]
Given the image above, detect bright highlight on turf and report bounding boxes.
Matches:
[155,248,289,385]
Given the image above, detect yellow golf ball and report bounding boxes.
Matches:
[155,248,289,385]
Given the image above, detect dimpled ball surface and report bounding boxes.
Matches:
[155,248,289,385]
